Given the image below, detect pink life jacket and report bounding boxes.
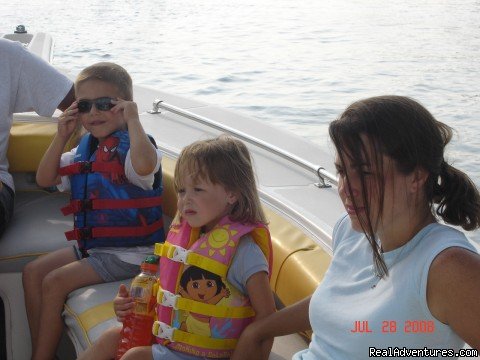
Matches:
[153,216,272,358]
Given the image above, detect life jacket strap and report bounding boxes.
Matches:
[152,321,238,350]
[154,242,228,278]
[58,161,124,176]
[157,288,255,319]
[61,196,163,215]
[65,218,164,240]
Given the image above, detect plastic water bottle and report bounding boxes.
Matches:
[115,255,159,359]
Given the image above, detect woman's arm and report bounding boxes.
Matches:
[427,247,480,350]
[231,271,276,360]
[232,271,312,360]
[233,295,311,360]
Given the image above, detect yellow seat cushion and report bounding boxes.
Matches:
[7,121,78,172]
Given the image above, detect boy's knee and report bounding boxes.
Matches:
[41,268,68,295]
[122,346,152,360]
[98,325,122,345]
[22,259,41,286]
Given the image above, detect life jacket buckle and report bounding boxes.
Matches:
[81,199,93,211]
[160,289,179,310]
[78,227,92,240]
[152,321,175,341]
[80,161,93,173]
[168,245,190,264]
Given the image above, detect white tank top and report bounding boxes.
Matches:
[294,215,477,360]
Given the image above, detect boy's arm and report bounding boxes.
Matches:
[36,134,68,187]
[36,103,79,187]
[112,99,157,176]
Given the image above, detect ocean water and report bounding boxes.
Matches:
[1,0,479,242]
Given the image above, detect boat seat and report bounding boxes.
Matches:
[64,280,308,359]
[7,119,79,173]
[0,119,80,273]
[0,190,72,273]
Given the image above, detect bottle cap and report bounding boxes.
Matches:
[144,254,160,264]
[140,254,159,273]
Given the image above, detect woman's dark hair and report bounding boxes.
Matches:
[329,95,480,277]
[180,266,225,296]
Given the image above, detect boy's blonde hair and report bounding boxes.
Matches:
[75,62,133,101]
[174,135,267,225]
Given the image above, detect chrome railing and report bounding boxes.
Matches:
[149,99,338,188]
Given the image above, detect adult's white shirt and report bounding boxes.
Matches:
[0,38,72,191]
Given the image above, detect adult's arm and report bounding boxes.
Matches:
[231,296,311,360]
[235,271,277,360]
[427,247,480,350]
[11,39,73,115]
[57,86,75,111]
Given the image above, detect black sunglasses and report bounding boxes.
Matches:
[77,97,115,113]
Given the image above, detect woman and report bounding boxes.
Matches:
[233,96,480,359]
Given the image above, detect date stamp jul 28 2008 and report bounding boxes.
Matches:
[350,320,435,334]
[351,320,479,358]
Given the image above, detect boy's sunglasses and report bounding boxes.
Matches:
[77,97,115,113]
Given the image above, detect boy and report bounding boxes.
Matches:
[23,62,165,360]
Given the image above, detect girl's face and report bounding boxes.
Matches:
[335,139,416,238]
[185,275,218,302]
[177,174,237,232]
[76,80,126,142]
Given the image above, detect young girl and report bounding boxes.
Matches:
[233,96,480,359]
[78,135,276,360]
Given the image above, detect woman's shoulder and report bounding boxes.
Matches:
[419,223,477,253]
[425,222,479,268]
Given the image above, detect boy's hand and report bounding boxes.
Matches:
[57,101,80,140]
[111,97,157,176]
[114,284,134,322]
[111,98,139,126]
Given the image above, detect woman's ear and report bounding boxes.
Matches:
[410,167,429,193]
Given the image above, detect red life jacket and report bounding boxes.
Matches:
[58,131,164,253]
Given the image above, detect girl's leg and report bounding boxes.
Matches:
[32,258,103,360]
[121,346,153,360]
[23,247,79,350]
[77,326,122,360]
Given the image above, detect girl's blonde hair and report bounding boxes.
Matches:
[174,135,267,224]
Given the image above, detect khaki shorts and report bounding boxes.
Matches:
[73,246,140,282]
